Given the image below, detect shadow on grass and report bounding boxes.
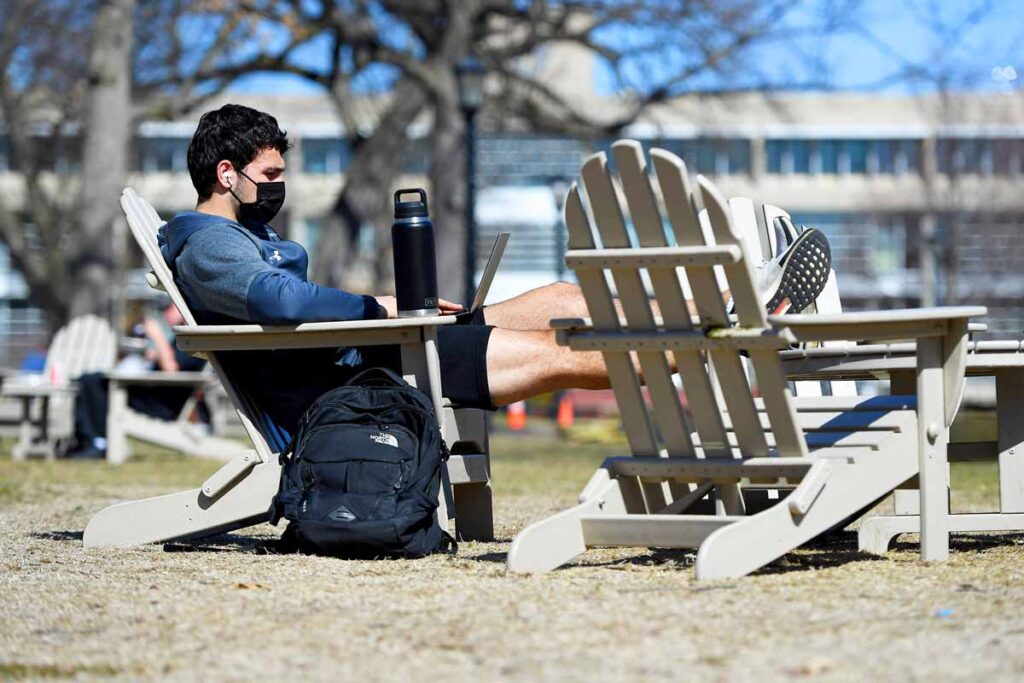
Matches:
[889,532,1024,553]
[30,530,84,542]
[465,551,507,564]
[162,533,273,554]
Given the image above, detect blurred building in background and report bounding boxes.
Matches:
[2,84,1024,364]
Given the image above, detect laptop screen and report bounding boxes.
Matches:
[469,233,509,313]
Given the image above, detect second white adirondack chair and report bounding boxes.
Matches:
[506,141,982,578]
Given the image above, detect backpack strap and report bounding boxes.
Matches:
[345,366,408,388]
[440,462,455,521]
[438,530,458,555]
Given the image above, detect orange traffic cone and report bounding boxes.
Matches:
[507,400,527,431]
[556,393,575,430]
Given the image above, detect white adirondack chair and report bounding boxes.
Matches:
[83,188,493,548]
[3,315,117,459]
[506,141,982,578]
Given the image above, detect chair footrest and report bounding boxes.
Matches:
[580,514,741,548]
[447,453,490,485]
[607,456,837,482]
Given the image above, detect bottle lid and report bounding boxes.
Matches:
[394,188,429,219]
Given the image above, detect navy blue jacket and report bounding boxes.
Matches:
[159,212,383,436]
[159,211,381,325]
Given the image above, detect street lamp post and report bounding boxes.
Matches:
[456,56,485,308]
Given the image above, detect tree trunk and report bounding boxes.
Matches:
[313,79,427,293]
[70,0,135,321]
[428,91,468,303]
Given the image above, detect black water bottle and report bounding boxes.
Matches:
[392,188,439,317]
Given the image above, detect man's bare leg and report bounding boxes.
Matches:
[484,328,615,405]
[479,282,589,330]
[481,281,725,331]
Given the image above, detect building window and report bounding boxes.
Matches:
[819,140,839,174]
[790,212,908,284]
[846,140,867,174]
[768,140,811,174]
[621,138,748,176]
[136,137,189,172]
[726,139,750,174]
[769,139,923,176]
[302,217,323,253]
[28,135,81,173]
[937,138,999,175]
[301,138,349,174]
[766,139,784,173]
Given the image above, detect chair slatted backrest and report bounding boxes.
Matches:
[119,187,284,457]
[566,142,808,460]
[45,314,117,379]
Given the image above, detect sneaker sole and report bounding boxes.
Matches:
[764,229,832,315]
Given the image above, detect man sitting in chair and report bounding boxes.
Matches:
[160,104,832,436]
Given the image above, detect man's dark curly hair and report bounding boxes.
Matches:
[187,104,291,200]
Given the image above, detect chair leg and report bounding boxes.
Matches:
[454,481,494,542]
[507,470,627,573]
[12,397,32,461]
[996,369,1024,513]
[106,380,130,465]
[859,512,1024,555]
[696,441,917,580]
[12,396,58,460]
[83,456,281,547]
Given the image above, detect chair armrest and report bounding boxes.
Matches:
[551,314,740,331]
[174,315,458,353]
[969,322,988,333]
[106,371,212,387]
[1,382,77,398]
[550,317,591,331]
[769,307,986,343]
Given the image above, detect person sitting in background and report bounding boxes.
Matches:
[66,301,207,459]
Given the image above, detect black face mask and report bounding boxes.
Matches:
[230,169,285,224]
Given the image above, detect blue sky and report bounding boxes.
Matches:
[227,0,1024,96]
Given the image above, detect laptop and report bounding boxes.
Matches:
[466,232,509,313]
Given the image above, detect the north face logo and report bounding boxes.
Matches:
[370,432,399,448]
[328,505,356,522]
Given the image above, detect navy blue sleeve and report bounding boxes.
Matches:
[177,224,381,325]
[246,270,382,325]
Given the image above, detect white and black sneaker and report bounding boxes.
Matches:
[755,221,832,315]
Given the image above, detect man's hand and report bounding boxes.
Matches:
[374,295,397,319]
[374,296,464,318]
[438,298,464,315]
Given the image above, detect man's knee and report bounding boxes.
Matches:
[546,280,586,313]
[548,280,579,296]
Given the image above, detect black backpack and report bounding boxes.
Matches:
[272,367,454,558]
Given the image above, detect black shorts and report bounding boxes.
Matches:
[359,307,495,411]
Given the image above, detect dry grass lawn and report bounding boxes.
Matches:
[3,423,1024,682]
